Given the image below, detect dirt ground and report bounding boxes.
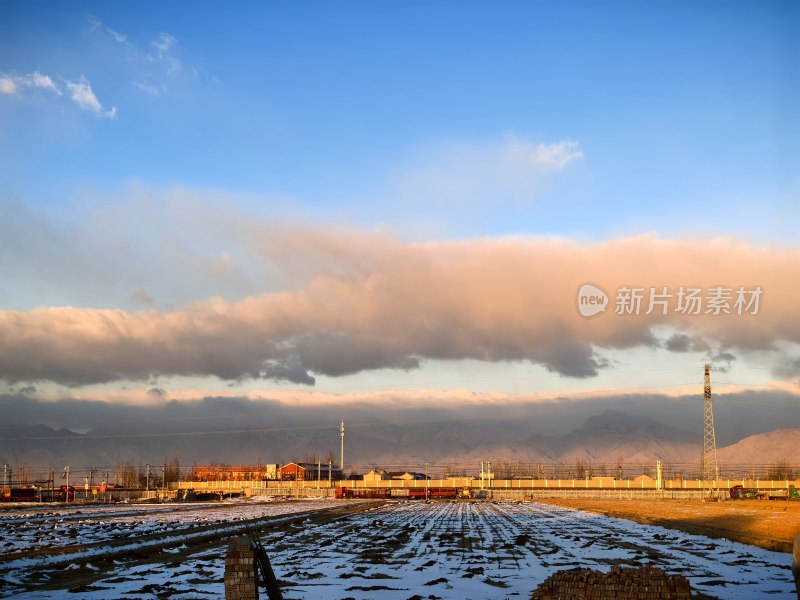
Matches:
[538,498,800,554]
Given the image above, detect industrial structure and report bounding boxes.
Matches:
[701,364,720,486]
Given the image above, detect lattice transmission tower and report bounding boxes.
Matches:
[701,364,719,485]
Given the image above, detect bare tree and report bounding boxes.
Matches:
[766,459,796,480]
[137,465,149,488]
[165,456,181,484]
[115,463,140,488]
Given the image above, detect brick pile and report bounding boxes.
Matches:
[224,536,259,600]
[531,565,691,600]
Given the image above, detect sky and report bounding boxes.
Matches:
[1,2,799,436]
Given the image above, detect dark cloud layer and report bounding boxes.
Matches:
[1,389,799,458]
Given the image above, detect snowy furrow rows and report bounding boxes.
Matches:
[261,501,794,599]
[0,498,332,554]
[1,500,795,599]
[0,502,228,525]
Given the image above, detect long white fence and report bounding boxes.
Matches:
[171,477,800,498]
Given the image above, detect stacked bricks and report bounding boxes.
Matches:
[531,565,691,600]
[225,537,259,600]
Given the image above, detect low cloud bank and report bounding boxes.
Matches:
[1,231,798,387]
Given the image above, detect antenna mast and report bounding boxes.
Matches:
[701,364,719,487]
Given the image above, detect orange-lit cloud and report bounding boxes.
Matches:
[0,231,798,386]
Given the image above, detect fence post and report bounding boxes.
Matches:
[791,535,799,597]
[254,541,284,600]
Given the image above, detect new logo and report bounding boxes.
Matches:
[577,284,608,317]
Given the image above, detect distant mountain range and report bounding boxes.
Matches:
[1,410,797,476]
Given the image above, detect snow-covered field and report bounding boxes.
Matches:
[1,499,795,599]
[0,498,335,553]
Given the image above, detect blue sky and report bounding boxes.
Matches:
[3,2,797,236]
[1,2,798,409]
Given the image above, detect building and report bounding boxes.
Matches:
[363,468,388,482]
[278,462,343,481]
[192,464,279,482]
[387,471,430,481]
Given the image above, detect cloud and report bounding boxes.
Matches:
[3,386,800,451]
[149,33,181,76]
[85,15,130,47]
[84,15,102,33]
[1,71,117,119]
[152,33,176,54]
[260,359,317,386]
[0,76,15,95]
[130,289,156,305]
[65,77,117,118]
[133,81,165,96]
[532,140,584,169]
[108,29,128,44]
[26,71,61,94]
[0,70,61,96]
[147,387,167,399]
[664,333,709,353]
[773,357,800,380]
[0,225,797,388]
[710,351,737,372]
[392,136,584,208]
[84,17,205,95]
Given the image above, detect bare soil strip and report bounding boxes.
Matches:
[537,498,800,553]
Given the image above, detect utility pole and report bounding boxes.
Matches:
[340,420,345,473]
[62,466,70,504]
[701,364,720,493]
[162,463,166,498]
[425,462,429,501]
[328,459,332,487]
[146,464,150,492]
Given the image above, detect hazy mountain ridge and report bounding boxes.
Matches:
[1,409,797,472]
[717,428,800,467]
